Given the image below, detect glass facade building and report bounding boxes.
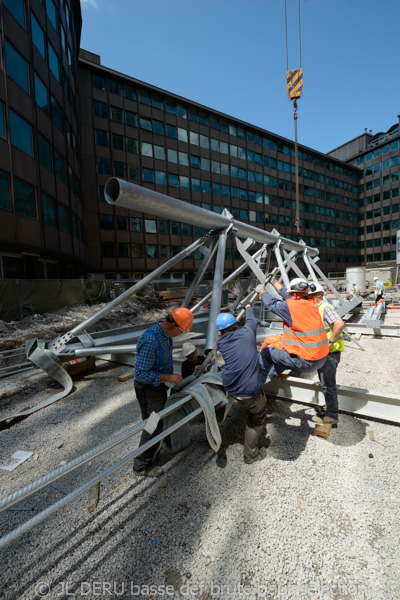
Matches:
[0,1,398,281]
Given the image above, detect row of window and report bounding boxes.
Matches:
[363,201,400,221]
[0,169,82,237]
[359,220,400,234]
[363,156,399,175]
[357,140,399,164]
[0,100,79,195]
[91,74,357,179]
[365,252,397,262]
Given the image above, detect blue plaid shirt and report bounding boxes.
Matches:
[134,322,173,386]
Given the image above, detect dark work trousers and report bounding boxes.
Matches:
[133,383,167,472]
[230,390,268,459]
[317,351,341,420]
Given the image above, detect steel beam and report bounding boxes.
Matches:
[265,376,400,424]
[105,178,319,257]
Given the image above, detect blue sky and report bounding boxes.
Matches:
[80,0,400,154]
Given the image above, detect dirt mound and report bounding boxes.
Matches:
[0,296,166,351]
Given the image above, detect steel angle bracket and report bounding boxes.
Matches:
[234,237,268,285]
[0,339,73,428]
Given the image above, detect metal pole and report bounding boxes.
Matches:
[105,178,319,257]
[181,238,218,308]
[0,405,204,550]
[309,255,343,303]
[191,248,264,313]
[302,249,319,285]
[67,236,207,337]
[205,230,228,352]
[274,244,291,288]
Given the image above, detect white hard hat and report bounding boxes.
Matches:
[182,342,196,357]
[373,277,378,280]
[287,278,309,292]
[309,282,324,295]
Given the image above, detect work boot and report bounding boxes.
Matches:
[312,415,338,425]
[146,465,164,477]
[244,447,267,464]
[315,405,327,417]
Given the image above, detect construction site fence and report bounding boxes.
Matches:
[0,279,116,322]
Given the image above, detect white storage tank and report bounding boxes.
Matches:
[346,267,366,293]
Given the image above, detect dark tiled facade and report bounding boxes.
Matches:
[1,1,398,281]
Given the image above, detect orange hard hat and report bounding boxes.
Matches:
[261,334,284,350]
[378,298,385,303]
[171,307,194,332]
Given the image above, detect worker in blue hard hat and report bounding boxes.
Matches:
[216,305,268,464]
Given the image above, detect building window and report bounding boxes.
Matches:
[125,111,137,127]
[96,157,110,175]
[112,133,124,151]
[123,84,136,100]
[139,90,151,105]
[92,74,106,90]
[166,124,177,139]
[3,0,26,28]
[143,168,154,183]
[113,161,126,177]
[168,173,179,187]
[9,110,33,156]
[34,74,50,116]
[31,13,46,58]
[58,203,70,232]
[93,100,108,119]
[167,149,177,163]
[95,129,109,147]
[117,216,129,231]
[48,43,59,80]
[127,138,138,154]
[109,79,121,95]
[42,192,57,227]
[100,214,114,230]
[141,142,153,157]
[0,170,11,211]
[110,106,123,123]
[51,96,63,132]
[14,177,37,219]
[46,0,57,30]
[38,134,52,171]
[98,186,106,202]
[153,145,165,160]
[153,120,164,135]
[140,117,152,131]
[128,164,139,180]
[5,40,29,93]
[155,170,166,185]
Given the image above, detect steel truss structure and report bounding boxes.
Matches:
[1,179,399,549]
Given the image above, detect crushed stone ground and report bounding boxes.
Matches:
[0,299,400,599]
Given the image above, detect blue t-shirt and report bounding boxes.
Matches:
[217,307,265,397]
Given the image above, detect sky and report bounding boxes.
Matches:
[80,0,400,155]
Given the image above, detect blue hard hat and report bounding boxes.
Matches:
[216,312,237,331]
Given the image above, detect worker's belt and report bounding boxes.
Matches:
[134,381,165,390]
[230,393,255,401]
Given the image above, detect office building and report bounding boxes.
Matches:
[0,0,398,283]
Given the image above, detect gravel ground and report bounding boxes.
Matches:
[1,313,400,599]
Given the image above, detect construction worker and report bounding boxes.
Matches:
[133,307,194,477]
[308,283,345,426]
[352,283,360,295]
[256,278,329,381]
[181,341,205,379]
[373,276,386,314]
[216,306,268,464]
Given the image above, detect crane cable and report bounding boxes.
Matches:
[285,0,303,234]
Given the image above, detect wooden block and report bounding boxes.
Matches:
[61,356,96,376]
[117,373,134,382]
[313,423,333,439]
[353,333,362,341]
[87,482,100,512]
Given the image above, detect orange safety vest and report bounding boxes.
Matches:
[271,298,329,361]
[261,334,284,350]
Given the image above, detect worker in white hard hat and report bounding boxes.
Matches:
[255,278,328,381]
[308,283,345,426]
[373,276,385,303]
[181,341,205,379]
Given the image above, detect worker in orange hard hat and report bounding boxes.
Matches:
[133,306,193,478]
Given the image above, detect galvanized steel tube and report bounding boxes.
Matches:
[105,178,319,257]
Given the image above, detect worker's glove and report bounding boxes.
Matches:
[255,284,265,294]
